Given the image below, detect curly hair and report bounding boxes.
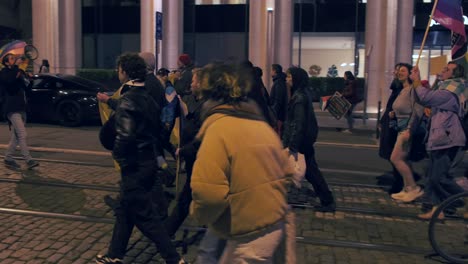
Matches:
[199,62,252,104]
[116,53,147,81]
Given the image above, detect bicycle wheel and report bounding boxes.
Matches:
[429,191,468,264]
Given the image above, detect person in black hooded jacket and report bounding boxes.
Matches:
[282,66,335,212]
[270,64,288,135]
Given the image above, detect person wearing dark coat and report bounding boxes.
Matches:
[270,64,288,135]
[165,67,206,237]
[0,53,39,170]
[379,63,405,194]
[341,71,359,133]
[174,54,195,96]
[240,61,276,128]
[139,52,166,109]
[95,53,186,264]
[282,66,335,212]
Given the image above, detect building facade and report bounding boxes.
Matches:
[0,0,466,114]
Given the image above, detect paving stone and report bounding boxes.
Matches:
[0,160,452,263]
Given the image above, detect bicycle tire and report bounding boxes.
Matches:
[429,191,468,264]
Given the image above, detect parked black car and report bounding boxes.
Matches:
[24,74,114,126]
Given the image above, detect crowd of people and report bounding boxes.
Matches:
[92,51,339,264]
[94,52,468,263]
[2,48,466,263]
[379,61,467,220]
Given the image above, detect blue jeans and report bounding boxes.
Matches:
[345,104,356,129]
[5,112,32,162]
[219,221,284,264]
[197,228,224,264]
[199,222,285,264]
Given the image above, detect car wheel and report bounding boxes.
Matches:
[57,100,82,126]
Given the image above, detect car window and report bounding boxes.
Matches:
[31,78,45,88]
[56,81,63,88]
[32,78,54,89]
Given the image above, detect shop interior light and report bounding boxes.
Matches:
[349,63,355,66]
[340,63,347,67]
[423,0,431,3]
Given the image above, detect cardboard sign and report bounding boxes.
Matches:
[325,92,351,120]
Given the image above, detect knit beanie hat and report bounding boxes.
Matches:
[178,54,191,66]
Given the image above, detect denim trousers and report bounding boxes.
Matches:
[345,104,356,129]
[5,112,32,162]
[196,228,225,264]
[107,160,180,263]
[425,147,465,205]
[219,221,284,264]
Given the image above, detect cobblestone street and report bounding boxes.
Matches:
[0,123,465,263]
[0,159,451,263]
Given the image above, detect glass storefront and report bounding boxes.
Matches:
[77,0,465,76]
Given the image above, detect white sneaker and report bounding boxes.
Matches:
[399,186,424,203]
[342,129,352,134]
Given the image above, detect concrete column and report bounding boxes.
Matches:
[396,0,414,64]
[33,0,81,74]
[249,0,269,87]
[32,0,59,73]
[58,0,82,75]
[161,0,183,70]
[382,0,398,106]
[364,0,388,114]
[274,0,293,71]
[140,0,156,54]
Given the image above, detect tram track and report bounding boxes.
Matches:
[0,177,119,192]
[0,176,386,194]
[0,154,115,168]
[0,196,418,223]
[290,203,419,219]
[0,206,431,256]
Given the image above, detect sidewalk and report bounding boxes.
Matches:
[313,102,378,132]
[0,107,379,156]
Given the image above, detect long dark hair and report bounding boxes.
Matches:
[344,71,355,80]
[287,67,309,95]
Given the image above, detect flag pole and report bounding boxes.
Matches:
[416,0,440,67]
